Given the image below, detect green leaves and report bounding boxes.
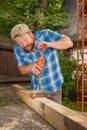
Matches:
[59,51,76,101]
[41,12,69,30]
[0,0,70,37]
[48,0,64,14]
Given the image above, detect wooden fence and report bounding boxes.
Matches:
[0,38,30,82]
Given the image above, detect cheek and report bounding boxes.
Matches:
[27,37,32,43]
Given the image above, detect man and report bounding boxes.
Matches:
[11,23,73,104]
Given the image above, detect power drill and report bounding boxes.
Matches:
[37,43,48,78]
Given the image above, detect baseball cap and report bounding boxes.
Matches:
[11,24,30,41]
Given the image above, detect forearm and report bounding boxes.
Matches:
[18,62,42,75]
[18,64,32,75]
[49,36,73,50]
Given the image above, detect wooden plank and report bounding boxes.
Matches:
[12,84,87,130]
[20,94,87,130]
[12,84,52,98]
[12,84,26,90]
[20,90,52,99]
[11,84,27,97]
[20,94,65,130]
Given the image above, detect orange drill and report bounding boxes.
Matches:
[37,43,48,68]
[37,43,48,78]
[37,55,44,68]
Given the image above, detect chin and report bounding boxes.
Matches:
[25,47,33,51]
[24,44,34,51]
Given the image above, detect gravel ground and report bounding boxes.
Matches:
[0,103,56,130]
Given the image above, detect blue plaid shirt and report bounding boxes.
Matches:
[14,29,64,93]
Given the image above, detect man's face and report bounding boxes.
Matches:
[16,31,35,51]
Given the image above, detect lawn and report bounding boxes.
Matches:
[63,100,87,112]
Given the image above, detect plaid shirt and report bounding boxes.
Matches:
[14,29,64,93]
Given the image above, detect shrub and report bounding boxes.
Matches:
[59,51,76,102]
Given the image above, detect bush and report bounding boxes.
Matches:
[59,51,76,102]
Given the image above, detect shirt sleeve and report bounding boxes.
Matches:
[14,44,25,66]
[46,29,65,41]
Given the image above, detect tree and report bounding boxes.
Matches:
[0,0,69,38]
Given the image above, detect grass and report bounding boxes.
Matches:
[63,100,87,112]
[0,96,24,106]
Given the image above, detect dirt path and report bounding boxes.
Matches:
[0,102,55,130]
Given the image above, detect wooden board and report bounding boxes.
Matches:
[12,84,87,130]
[20,90,52,99]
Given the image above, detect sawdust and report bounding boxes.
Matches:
[0,103,55,130]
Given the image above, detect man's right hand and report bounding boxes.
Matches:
[18,62,42,76]
[31,62,42,76]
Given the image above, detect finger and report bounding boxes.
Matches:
[35,67,42,75]
[41,42,48,49]
[36,64,42,71]
[37,43,42,49]
[32,67,40,75]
